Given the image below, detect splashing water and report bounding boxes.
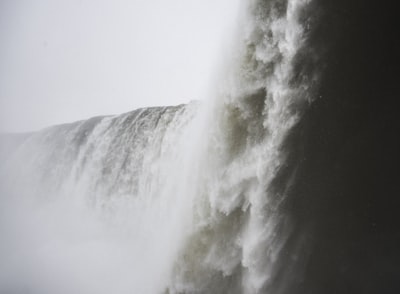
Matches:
[0,0,315,293]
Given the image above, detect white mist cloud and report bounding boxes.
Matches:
[0,0,240,132]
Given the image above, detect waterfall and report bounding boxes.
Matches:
[168,0,314,292]
[0,0,316,293]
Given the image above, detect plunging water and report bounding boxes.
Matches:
[0,0,315,293]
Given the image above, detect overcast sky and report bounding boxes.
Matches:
[0,0,240,132]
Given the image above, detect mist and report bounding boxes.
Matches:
[0,0,240,132]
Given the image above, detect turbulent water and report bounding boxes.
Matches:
[1,0,400,293]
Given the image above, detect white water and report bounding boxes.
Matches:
[0,1,313,293]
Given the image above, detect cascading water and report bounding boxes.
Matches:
[0,0,317,293]
[167,1,315,293]
[0,103,204,294]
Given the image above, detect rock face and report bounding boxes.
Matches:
[280,0,400,293]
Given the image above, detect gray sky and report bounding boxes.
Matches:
[0,0,240,132]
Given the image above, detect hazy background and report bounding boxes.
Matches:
[0,0,240,133]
